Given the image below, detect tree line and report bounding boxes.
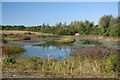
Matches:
[1,15,120,38]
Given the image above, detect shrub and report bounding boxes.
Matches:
[70,46,119,59]
[23,32,32,35]
[100,54,118,73]
[82,40,102,45]
[2,44,25,56]
[23,37,31,40]
[2,39,7,43]
[7,33,13,35]
[2,34,7,38]
[4,55,16,65]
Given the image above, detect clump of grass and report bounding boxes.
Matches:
[82,40,102,45]
[23,32,32,35]
[100,54,119,73]
[22,36,31,40]
[37,35,59,38]
[2,44,25,56]
[7,34,22,38]
[7,33,13,35]
[54,37,75,43]
[2,34,7,38]
[3,55,16,65]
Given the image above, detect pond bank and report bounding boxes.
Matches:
[2,46,119,78]
[2,34,119,78]
[4,34,119,59]
[74,35,119,42]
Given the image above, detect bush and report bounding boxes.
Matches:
[2,39,7,43]
[4,55,16,65]
[103,32,109,37]
[106,54,118,72]
[7,33,13,35]
[23,37,31,40]
[100,54,118,73]
[23,32,32,35]
[70,46,119,60]
[2,44,25,56]
[2,34,7,38]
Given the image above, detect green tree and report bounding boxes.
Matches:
[98,15,113,36]
[98,15,112,28]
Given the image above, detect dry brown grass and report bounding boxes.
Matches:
[75,35,119,42]
[1,30,54,36]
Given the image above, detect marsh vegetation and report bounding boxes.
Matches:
[1,15,120,78]
[2,46,119,78]
[1,32,119,78]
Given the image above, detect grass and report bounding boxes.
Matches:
[54,37,75,43]
[2,44,25,56]
[75,35,119,42]
[4,37,31,41]
[2,46,119,78]
[22,36,31,40]
[2,33,31,41]
[1,30,55,36]
[2,54,119,78]
[37,35,59,38]
[1,31,119,78]
[23,32,35,35]
[81,40,102,45]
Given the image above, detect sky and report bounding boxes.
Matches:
[2,2,118,27]
[1,0,120,2]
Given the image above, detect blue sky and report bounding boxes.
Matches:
[2,2,118,26]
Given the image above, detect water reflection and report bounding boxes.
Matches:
[9,38,119,60]
[20,45,73,60]
[20,40,99,60]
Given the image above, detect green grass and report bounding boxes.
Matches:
[54,37,75,43]
[2,44,25,56]
[81,40,102,45]
[23,32,35,35]
[37,35,59,38]
[2,53,119,78]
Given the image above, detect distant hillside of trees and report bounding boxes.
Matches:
[1,15,120,38]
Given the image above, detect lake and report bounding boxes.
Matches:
[8,37,119,60]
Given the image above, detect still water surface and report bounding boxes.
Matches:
[8,37,119,59]
[20,45,72,60]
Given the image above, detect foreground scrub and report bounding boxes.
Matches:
[2,46,119,78]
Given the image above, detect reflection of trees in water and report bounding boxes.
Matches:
[33,41,73,51]
[39,43,72,52]
[59,47,62,50]
[33,41,73,47]
[42,46,45,50]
